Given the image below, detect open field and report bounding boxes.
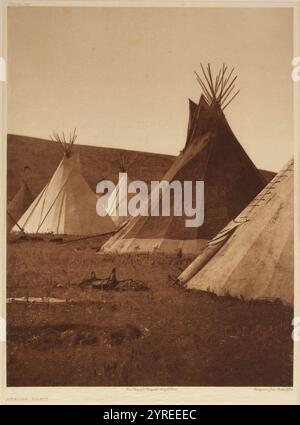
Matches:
[6,135,289,387]
[7,236,293,387]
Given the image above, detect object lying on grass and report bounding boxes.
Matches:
[9,235,44,243]
[7,296,66,304]
[79,268,148,291]
[6,297,116,305]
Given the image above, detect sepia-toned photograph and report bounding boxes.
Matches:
[2,1,298,399]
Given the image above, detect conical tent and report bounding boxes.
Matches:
[178,159,294,306]
[102,65,266,255]
[100,154,137,227]
[12,132,115,236]
[7,181,34,231]
[101,174,139,227]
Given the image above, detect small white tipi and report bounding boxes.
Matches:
[178,159,294,306]
[101,154,136,227]
[12,131,115,236]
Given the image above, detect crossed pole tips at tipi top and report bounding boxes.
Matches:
[118,154,128,173]
[118,153,134,173]
[195,63,240,111]
[50,128,77,157]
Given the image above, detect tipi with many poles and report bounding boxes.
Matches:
[11,130,115,236]
[178,159,294,306]
[102,64,266,255]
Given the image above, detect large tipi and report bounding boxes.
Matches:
[102,64,266,255]
[12,131,115,236]
[7,170,34,231]
[178,159,294,306]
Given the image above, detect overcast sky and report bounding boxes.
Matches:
[8,6,293,171]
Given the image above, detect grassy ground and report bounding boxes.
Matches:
[7,236,293,387]
[6,136,287,386]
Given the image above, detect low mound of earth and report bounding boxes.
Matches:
[7,134,275,202]
[7,134,175,201]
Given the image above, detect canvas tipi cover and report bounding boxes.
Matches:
[102,95,266,255]
[100,173,139,228]
[7,181,34,231]
[12,153,115,235]
[178,159,294,306]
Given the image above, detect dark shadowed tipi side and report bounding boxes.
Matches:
[7,168,34,231]
[102,64,267,255]
[178,159,294,305]
[12,131,115,236]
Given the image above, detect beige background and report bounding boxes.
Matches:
[8,5,293,171]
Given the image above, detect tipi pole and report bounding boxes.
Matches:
[21,183,49,229]
[60,220,129,245]
[36,173,72,232]
[6,211,26,234]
